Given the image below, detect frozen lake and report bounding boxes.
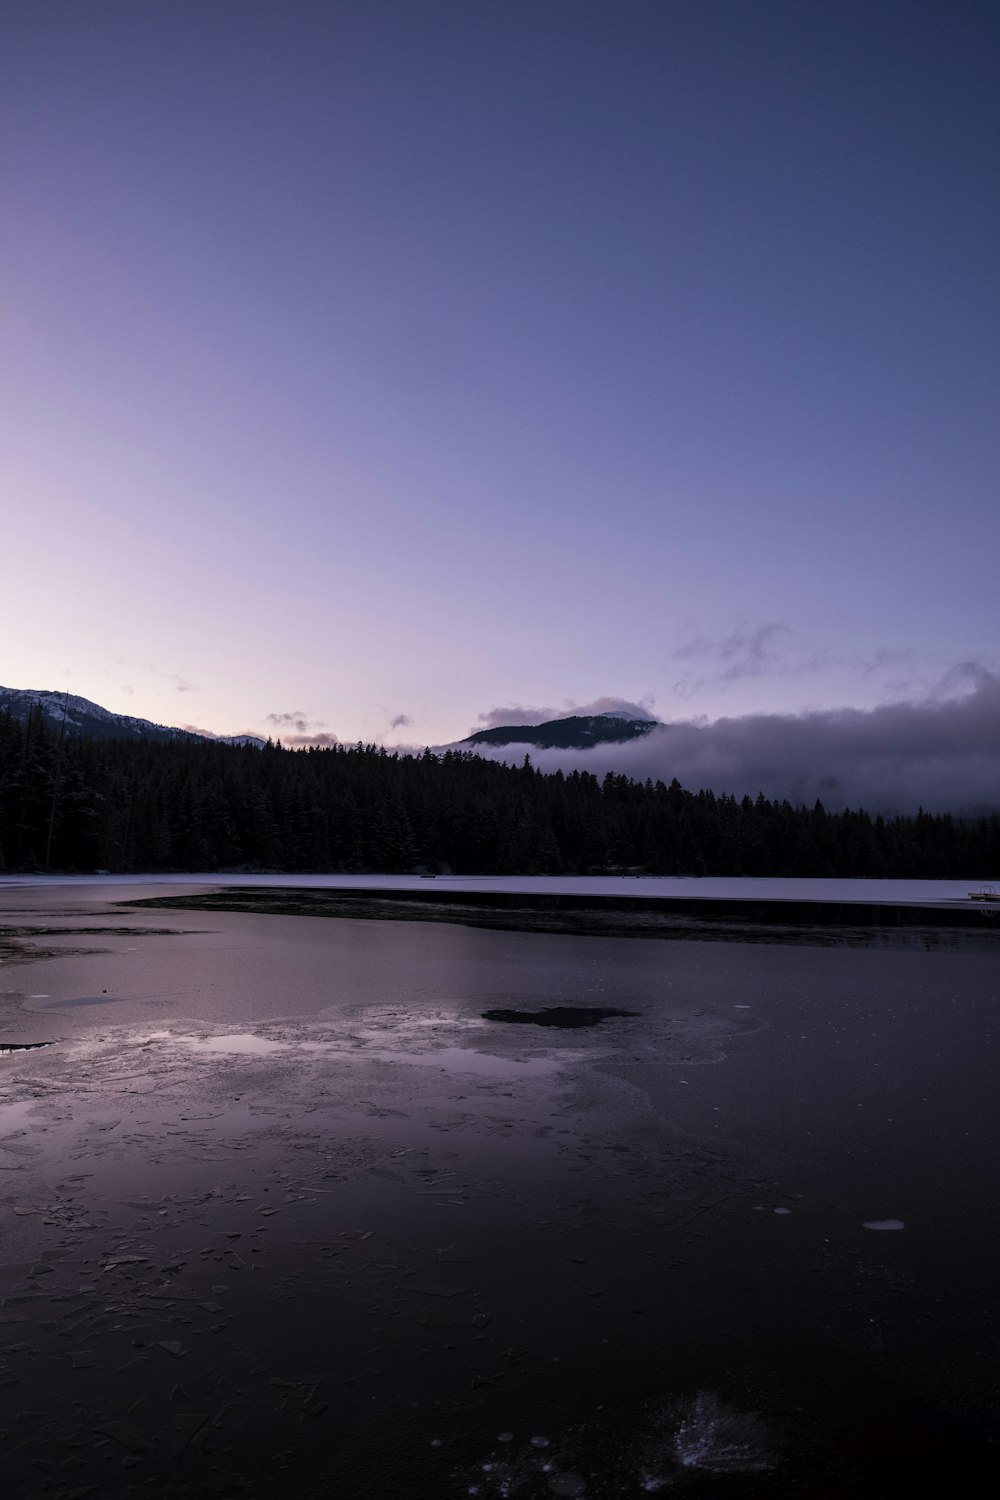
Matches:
[1,879,998,1496]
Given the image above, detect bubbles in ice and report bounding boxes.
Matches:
[459,1391,774,1497]
[862,1218,904,1231]
[637,1391,775,1487]
[671,1392,774,1474]
[459,1439,572,1499]
[463,1458,520,1497]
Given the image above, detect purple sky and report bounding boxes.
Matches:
[3,1,997,756]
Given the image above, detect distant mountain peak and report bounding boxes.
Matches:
[461,711,660,751]
[590,707,657,723]
[0,685,265,748]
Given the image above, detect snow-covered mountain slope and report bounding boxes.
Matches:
[0,686,265,747]
[461,711,659,751]
[595,708,657,723]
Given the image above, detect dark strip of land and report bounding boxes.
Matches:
[127,886,1000,952]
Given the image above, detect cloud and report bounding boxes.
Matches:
[672,623,793,698]
[675,622,790,674]
[463,667,1000,815]
[285,731,340,748]
[670,626,927,704]
[671,627,947,708]
[389,713,412,730]
[180,723,268,743]
[265,710,325,734]
[576,695,657,720]
[477,703,559,729]
[925,659,993,703]
[852,647,914,679]
[148,667,197,693]
[117,660,198,693]
[475,695,657,731]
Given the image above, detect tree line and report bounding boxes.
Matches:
[0,709,997,878]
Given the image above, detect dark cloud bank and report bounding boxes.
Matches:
[464,671,1000,816]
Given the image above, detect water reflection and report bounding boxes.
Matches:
[187,1032,288,1056]
[0,1098,38,1128]
[180,1031,558,1076]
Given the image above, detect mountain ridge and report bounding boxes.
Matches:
[0,686,264,748]
[461,711,659,751]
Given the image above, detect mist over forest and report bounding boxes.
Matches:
[461,671,1000,817]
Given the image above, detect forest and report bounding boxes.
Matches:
[1,708,998,878]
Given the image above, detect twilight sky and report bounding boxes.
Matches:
[3,1,998,762]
